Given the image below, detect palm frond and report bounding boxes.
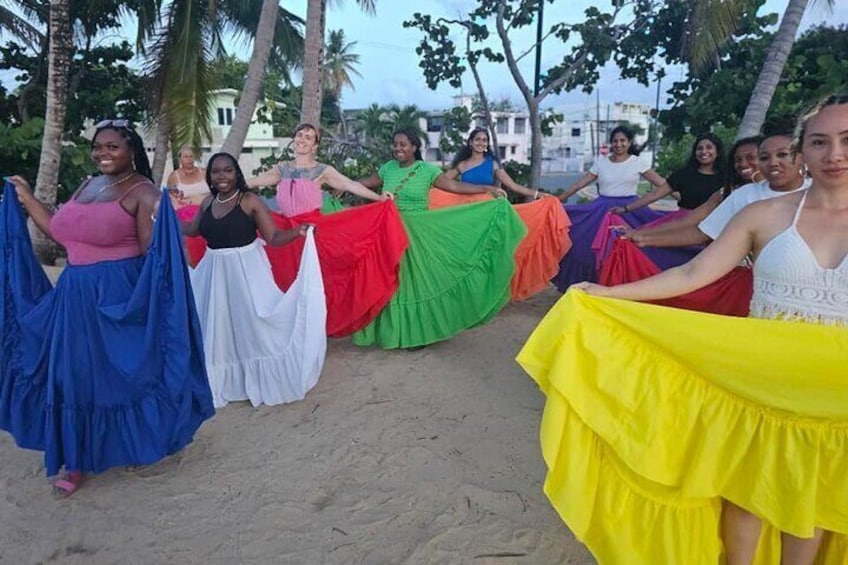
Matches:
[681,0,742,74]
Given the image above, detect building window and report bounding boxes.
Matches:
[514,117,526,134]
[498,146,507,159]
[496,117,508,134]
[510,145,517,155]
[475,117,487,129]
[225,108,234,126]
[427,117,444,132]
[241,147,253,153]
[571,127,581,137]
[217,108,225,126]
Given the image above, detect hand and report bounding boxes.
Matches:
[626,231,649,247]
[298,223,316,237]
[613,225,635,237]
[381,192,394,201]
[488,187,507,198]
[609,206,627,214]
[557,191,572,202]
[539,192,555,199]
[571,281,610,296]
[6,175,34,201]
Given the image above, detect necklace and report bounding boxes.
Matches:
[215,190,239,204]
[97,172,136,194]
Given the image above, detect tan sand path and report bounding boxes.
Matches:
[0,285,593,565]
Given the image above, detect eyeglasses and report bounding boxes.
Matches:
[95,119,131,130]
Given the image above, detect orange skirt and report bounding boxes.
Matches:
[428,189,571,300]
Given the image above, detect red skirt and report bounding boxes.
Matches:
[176,205,206,267]
[265,200,409,337]
[599,238,753,316]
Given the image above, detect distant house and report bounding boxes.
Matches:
[106,89,291,180]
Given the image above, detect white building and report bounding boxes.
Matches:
[421,95,531,165]
[543,101,654,172]
[127,89,290,180]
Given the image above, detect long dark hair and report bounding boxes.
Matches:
[687,133,725,176]
[609,125,642,156]
[723,135,763,197]
[392,128,423,161]
[92,122,153,181]
[450,127,494,169]
[205,152,249,197]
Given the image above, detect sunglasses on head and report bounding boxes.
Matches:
[95,119,131,130]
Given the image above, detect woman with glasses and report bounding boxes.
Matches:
[1,119,214,497]
[166,145,210,266]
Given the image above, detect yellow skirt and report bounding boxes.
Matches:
[516,291,848,564]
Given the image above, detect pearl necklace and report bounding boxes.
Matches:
[97,172,136,194]
[215,190,239,204]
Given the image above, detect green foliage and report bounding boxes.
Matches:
[660,21,848,142]
[0,39,146,133]
[502,160,530,187]
[438,106,473,156]
[654,123,736,177]
[0,119,95,203]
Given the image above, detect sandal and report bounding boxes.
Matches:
[52,471,82,498]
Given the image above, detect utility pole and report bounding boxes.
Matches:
[595,89,601,157]
[533,2,544,97]
[651,70,664,169]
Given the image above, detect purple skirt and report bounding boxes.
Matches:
[552,196,664,291]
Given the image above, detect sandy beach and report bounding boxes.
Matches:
[0,274,593,565]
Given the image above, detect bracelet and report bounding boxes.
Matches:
[533,190,539,199]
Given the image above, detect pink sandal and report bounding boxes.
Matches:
[52,471,82,498]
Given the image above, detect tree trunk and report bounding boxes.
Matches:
[465,32,500,162]
[221,0,278,156]
[300,0,326,127]
[31,0,72,265]
[152,115,171,187]
[528,100,542,189]
[736,0,809,139]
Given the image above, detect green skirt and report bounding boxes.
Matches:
[321,193,346,214]
[353,198,526,349]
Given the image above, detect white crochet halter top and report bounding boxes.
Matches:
[750,191,848,326]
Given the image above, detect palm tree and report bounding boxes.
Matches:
[221,0,303,156]
[736,0,832,138]
[28,0,71,265]
[323,29,360,136]
[145,0,303,183]
[300,0,375,127]
[388,104,427,144]
[0,0,44,52]
[354,102,391,143]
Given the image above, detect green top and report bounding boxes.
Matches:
[378,160,443,212]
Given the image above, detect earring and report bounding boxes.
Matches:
[799,164,808,177]
[132,156,137,170]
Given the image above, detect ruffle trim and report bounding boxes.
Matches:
[353,199,526,348]
[537,386,848,565]
[749,300,848,327]
[44,395,213,476]
[511,198,572,300]
[207,352,321,408]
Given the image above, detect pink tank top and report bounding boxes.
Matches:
[275,163,326,217]
[51,185,143,266]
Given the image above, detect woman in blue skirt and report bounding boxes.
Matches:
[2,120,214,496]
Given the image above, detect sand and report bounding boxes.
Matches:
[0,278,593,565]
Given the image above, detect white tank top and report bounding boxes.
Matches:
[176,170,209,198]
[750,191,848,325]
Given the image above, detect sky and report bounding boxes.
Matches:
[1,0,845,120]
[276,0,847,118]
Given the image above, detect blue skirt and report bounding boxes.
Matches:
[0,183,214,476]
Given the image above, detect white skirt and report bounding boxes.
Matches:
[190,232,327,408]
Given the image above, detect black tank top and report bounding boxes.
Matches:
[199,192,258,249]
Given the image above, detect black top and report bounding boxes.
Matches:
[667,168,725,210]
[199,193,258,249]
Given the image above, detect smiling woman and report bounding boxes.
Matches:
[1,120,214,497]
